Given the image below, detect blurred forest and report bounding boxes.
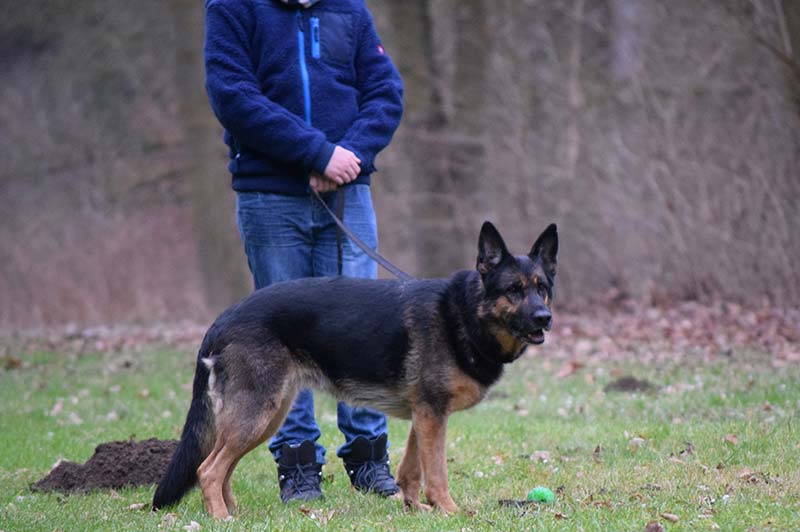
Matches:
[1,0,799,330]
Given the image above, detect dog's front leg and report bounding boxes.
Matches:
[413,409,459,514]
[396,426,430,511]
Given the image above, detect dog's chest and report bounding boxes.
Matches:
[446,371,487,413]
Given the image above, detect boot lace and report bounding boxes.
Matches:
[281,463,320,493]
[353,459,393,491]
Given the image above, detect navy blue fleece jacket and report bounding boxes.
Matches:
[204,0,404,195]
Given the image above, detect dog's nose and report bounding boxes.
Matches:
[532,309,552,329]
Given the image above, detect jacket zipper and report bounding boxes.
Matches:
[296,10,312,126]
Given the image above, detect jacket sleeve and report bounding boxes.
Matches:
[204,2,336,174]
[337,7,404,174]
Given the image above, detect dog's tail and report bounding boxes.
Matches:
[152,344,216,510]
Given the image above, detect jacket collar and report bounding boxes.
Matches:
[277,0,321,7]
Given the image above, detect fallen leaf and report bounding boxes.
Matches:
[644,522,665,532]
[183,521,201,531]
[298,506,335,525]
[556,360,584,379]
[50,399,64,417]
[3,355,22,370]
[531,450,551,463]
[161,513,178,527]
[724,434,739,446]
[628,437,646,453]
[127,503,146,511]
[321,510,336,525]
[737,468,756,481]
[592,445,603,463]
[668,456,686,466]
[554,511,568,519]
[661,512,679,523]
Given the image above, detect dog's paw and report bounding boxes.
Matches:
[404,499,433,512]
[436,502,459,516]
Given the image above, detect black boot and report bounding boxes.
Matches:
[342,434,399,497]
[276,441,323,503]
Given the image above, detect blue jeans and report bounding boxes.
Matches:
[236,184,388,463]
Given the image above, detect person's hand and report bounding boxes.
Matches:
[324,146,361,184]
[310,172,338,193]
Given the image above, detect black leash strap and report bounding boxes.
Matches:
[311,187,415,281]
[336,189,345,276]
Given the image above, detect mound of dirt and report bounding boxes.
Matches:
[604,376,656,393]
[32,438,178,494]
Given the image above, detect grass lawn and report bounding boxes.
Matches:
[0,344,798,531]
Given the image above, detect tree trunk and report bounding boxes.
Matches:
[167,0,250,312]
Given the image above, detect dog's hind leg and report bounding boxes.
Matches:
[396,426,430,511]
[219,388,297,516]
[197,343,296,519]
[221,456,241,514]
[197,442,230,518]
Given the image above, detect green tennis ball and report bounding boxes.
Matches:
[527,486,555,503]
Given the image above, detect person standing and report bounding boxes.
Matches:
[204,0,403,503]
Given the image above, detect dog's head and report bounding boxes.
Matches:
[476,222,558,351]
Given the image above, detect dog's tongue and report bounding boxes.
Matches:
[527,330,545,344]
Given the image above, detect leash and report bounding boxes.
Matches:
[311,187,415,281]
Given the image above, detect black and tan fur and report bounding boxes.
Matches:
[153,222,558,518]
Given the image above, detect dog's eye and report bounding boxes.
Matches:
[510,283,525,296]
[537,284,548,298]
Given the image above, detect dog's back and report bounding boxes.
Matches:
[207,276,444,385]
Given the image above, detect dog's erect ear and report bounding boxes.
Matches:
[477,221,510,275]
[529,223,558,278]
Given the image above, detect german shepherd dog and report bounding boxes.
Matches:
[152,222,558,518]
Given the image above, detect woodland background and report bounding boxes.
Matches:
[1,0,799,330]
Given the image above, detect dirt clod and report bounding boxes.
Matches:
[604,376,656,393]
[32,438,178,494]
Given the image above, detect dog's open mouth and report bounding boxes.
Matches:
[525,330,545,345]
